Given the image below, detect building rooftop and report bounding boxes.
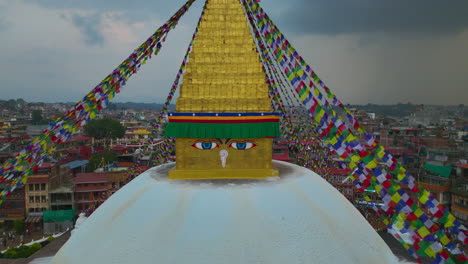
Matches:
[27,175,48,184]
[63,160,89,170]
[63,135,92,143]
[74,173,108,184]
[39,162,55,169]
[116,162,134,168]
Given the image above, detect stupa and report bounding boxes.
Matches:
[50,0,410,263]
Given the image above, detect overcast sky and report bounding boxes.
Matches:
[0,0,467,105]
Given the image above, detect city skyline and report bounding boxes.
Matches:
[0,0,467,105]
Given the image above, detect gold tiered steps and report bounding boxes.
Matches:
[176,0,271,113]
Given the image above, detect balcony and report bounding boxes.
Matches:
[75,199,104,204]
[50,200,74,206]
[451,178,468,197]
[0,208,25,214]
[418,175,450,191]
[453,201,468,210]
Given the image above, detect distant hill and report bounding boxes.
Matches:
[107,102,176,111]
[351,103,422,118]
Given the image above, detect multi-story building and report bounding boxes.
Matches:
[49,165,75,211]
[0,186,25,228]
[74,173,110,212]
[320,168,354,200]
[107,172,128,195]
[418,163,453,207]
[25,175,49,213]
[54,135,93,160]
[272,141,292,163]
[451,164,468,226]
[24,175,49,230]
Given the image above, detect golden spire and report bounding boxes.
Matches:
[165,0,279,180]
[176,0,271,113]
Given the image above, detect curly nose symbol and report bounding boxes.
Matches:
[220,150,228,168]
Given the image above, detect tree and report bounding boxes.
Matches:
[87,151,118,172]
[31,110,43,125]
[84,118,125,140]
[5,99,17,110]
[13,219,25,234]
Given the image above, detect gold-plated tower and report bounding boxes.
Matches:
[167,0,279,179]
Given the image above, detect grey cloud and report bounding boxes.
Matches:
[26,0,468,35]
[0,7,9,32]
[70,13,104,45]
[27,0,204,21]
[265,0,468,35]
[0,17,6,31]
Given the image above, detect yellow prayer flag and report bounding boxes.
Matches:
[445,214,456,228]
[414,208,424,217]
[419,190,430,204]
[395,220,404,230]
[366,159,378,169]
[374,185,382,194]
[377,150,385,159]
[397,213,407,222]
[440,235,450,246]
[423,246,436,258]
[417,226,430,238]
[351,155,361,163]
[391,193,401,203]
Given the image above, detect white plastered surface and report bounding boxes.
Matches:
[52,161,409,264]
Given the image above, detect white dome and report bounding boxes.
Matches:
[52,161,407,264]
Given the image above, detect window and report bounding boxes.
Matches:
[41,196,46,203]
[41,184,46,191]
[35,196,40,203]
[29,185,33,191]
[29,196,34,203]
[35,184,40,191]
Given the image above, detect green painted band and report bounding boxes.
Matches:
[164,122,280,138]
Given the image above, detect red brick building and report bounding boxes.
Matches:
[74,173,110,212]
[0,186,25,227]
[73,172,128,212]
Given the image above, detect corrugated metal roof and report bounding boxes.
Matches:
[64,160,89,169]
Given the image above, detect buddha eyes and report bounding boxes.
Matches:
[192,141,256,150]
[192,142,219,150]
[230,142,256,150]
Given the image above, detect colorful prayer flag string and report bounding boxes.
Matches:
[0,0,197,203]
[242,0,467,262]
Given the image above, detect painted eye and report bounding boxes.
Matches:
[230,142,256,150]
[192,142,219,150]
